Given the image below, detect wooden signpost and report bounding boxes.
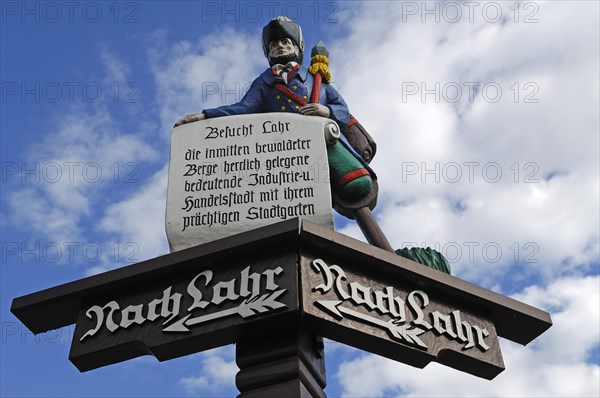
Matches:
[12,217,551,396]
[7,13,556,395]
[11,112,552,396]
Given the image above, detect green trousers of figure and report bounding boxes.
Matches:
[327,141,372,202]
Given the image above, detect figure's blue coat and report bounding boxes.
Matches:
[202,66,374,176]
[202,67,351,128]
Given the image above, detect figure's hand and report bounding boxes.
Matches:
[299,104,330,118]
[174,112,205,127]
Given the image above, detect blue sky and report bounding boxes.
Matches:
[1,1,599,397]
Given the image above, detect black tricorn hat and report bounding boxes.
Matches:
[262,16,304,64]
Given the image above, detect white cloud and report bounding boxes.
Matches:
[7,105,158,244]
[7,187,83,243]
[177,346,238,395]
[5,26,271,272]
[99,47,131,84]
[92,165,169,274]
[331,0,599,287]
[512,275,600,364]
[325,2,599,396]
[5,48,160,270]
[147,27,265,139]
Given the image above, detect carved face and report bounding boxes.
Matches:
[268,38,298,59]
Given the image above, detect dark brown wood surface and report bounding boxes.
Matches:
[11,218,552,379]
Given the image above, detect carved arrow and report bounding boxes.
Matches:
[316,300,428,349]
[163,290,287,333]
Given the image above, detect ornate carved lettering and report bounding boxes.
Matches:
[80,301,120,341]
[408,290,432,330]
[187,270,212,311]
[147,287,182,324]
[311,259,492,352]
[119,304,145,329]
[80,265,287,340]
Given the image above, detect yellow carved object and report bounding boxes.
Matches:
[308,55,331,83]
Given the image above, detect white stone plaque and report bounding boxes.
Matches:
[166,113,334,252]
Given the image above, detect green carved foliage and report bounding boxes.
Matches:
[395,247,452,275]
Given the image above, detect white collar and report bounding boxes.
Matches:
[272,62,298,76]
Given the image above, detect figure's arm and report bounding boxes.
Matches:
[299,83,350,124]
[173,78,265,127]
[203,78,265,118]
[323,84,350,127]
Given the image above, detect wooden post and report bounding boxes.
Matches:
[236,328,327,397]
[353,206,394,252]
[332,179,395,253]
